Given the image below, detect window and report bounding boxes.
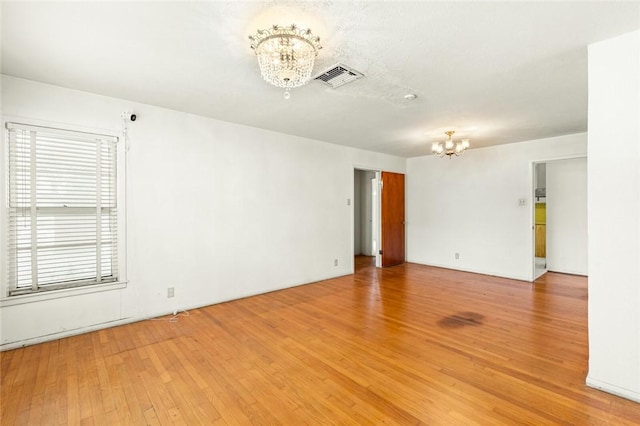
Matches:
[6,123,119,295]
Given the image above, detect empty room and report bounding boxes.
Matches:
[1,1,639,424]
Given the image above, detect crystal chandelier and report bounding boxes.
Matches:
[432,131,470,158]
[249,24,322,98]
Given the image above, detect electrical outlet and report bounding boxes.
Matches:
[455,253,460,260]
[167,287,175,298]
[334,259,339,266]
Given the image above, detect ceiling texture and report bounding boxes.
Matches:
[2,1,639,158]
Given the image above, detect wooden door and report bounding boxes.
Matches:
[381,172,405,267]
[535,224,546,257]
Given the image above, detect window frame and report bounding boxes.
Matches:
[1,117,127,301]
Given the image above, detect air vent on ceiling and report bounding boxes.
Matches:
[314,64,363,89]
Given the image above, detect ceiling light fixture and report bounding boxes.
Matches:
[249,24,322,99]
[432,131,470,158]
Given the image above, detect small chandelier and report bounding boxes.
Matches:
[249,24,322,98]
[432,131,470,158]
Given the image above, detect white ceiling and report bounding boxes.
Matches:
[2,1,639,157]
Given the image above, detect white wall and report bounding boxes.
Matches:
[0,75,405,348]
[406,133,587,281]
[587,30,640,402]
[546,158,587,275]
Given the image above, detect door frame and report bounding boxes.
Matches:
[374,171,382,268]
[529,154,587,282]
[352,167,382,272]
[532,161,548,280]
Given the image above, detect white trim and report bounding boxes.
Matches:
[406,260,532,282]
[528,154,588,281]
[0,312,138,351]
[1,114,127,298]
[586,376,640,403]
[0,280,128,308]
[3,115,121,139]
[531,154,588,163]
[534,268,547,280]
[6,122,118,142]
[375,171,382,268]
[29,130,38,290]
[96,140,102,283]
[0,274,351,351]
[547,268,587,276]
[1,119,7,300]
[352,165,383,274]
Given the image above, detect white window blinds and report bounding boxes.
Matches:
[6,123,119,294]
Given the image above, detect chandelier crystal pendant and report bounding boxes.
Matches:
[432,131,470,158]
[249,24,322,98]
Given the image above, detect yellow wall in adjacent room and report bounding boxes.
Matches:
[535,203,546,224]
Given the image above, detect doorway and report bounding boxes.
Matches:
[353,169,406,270]
[533,163,547,279]
[354,169,378,269]
[531,157,588,281]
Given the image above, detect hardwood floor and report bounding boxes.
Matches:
[2,259,639,424]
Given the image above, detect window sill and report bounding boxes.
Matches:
[0,281,128,308]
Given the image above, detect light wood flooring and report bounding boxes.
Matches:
[2,257,640,424]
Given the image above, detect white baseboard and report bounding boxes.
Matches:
[1,316,142,351]
[547,268,587,276]
[406,260,532,282]
[586,376,640,403]
[0,273,353,351]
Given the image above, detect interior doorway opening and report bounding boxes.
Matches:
[533,162,547,279]
[531,157,588,281]
[354,169,381,270]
